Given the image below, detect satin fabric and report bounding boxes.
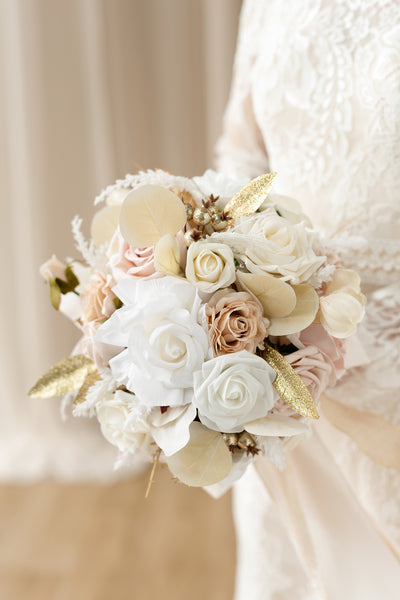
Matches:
[254,419,400,598]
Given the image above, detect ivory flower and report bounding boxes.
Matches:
[185,241,236,294]
[206,289,267,355]
[233,210,325,284]
[193,350,277,433]
[109,390,197,456]
[97,393,152,455]
[319,269,366,338]
[40,254,67,281]
[96,277,209,406]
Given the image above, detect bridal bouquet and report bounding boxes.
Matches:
[30,170,366,493]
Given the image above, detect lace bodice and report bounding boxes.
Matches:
[217,0,400,288]
[217,2,400,597]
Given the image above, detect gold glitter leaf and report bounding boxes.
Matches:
[261,345,319,420]
[73,370,101,405]
[28,355,97,399]
[223,172,276,221]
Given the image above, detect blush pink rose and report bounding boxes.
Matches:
[40,254,67,281]
[272,324,347,416]
[108,229,161,282]
[80,272,120,369]
[81,272,116,325]
[205,288,267,356]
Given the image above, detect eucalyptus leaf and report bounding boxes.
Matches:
[166,422,232,487]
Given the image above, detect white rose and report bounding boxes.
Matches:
[192,169,248,209]
[97,394,151,455]
[96,276,210,406]
[193,350,277,433]
[185,242,236,294]
[233,210,325,284]
[319,269,366,338]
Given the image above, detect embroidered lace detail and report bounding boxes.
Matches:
[217,1,400,596]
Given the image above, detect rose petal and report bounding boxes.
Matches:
[268,284,319,335]
[166,422,232,486]
[236,271,296,318]
[120,185,186,248]
[245,413,309,436]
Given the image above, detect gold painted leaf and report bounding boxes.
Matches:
[166,422,232,487]
[28,354,97,399]
[73,370,101,405]
[119,185,186,248]
[261,345,319,420]
[223,172,276,221]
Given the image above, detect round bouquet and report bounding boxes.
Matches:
[30,169,366,494]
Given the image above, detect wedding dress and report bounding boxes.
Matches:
[216,1,400,598]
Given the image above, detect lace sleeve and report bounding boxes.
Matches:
[215,0,269,179]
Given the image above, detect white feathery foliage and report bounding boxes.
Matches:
[94,169,206,206]
[71,215,108,270]
[308,263,336,288]
[72,368,117,418]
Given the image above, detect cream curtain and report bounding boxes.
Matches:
[0,0,241,480]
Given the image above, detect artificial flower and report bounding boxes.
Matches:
[81,272,116,325]
[107,229,161,282]
[233,210,325,284]
[193,350,277,433]
[319,269,366,338]
[96,277,209,406]
[40,254,67,281]
[96,392,152,455]
[192,169,248,208]
[205,288,267,355]
[185,241,236,294]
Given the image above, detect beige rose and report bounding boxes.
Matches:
[40,254,67,281]
[81,272,117,325]
[185,241,236,294]
[206,289,267,356]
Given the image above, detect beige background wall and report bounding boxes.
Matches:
[0,2,241,597]
[0,0,241,480]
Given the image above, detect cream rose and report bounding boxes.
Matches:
[206,289,267,355]
[185,242,236,294]
[193,350,277,433]
[319,269,366,338]
[233,210,325,284]
[97,394,152,455]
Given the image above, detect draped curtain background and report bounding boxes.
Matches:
[0,0,241,480]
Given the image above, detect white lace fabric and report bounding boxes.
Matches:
[217,1,400,597]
